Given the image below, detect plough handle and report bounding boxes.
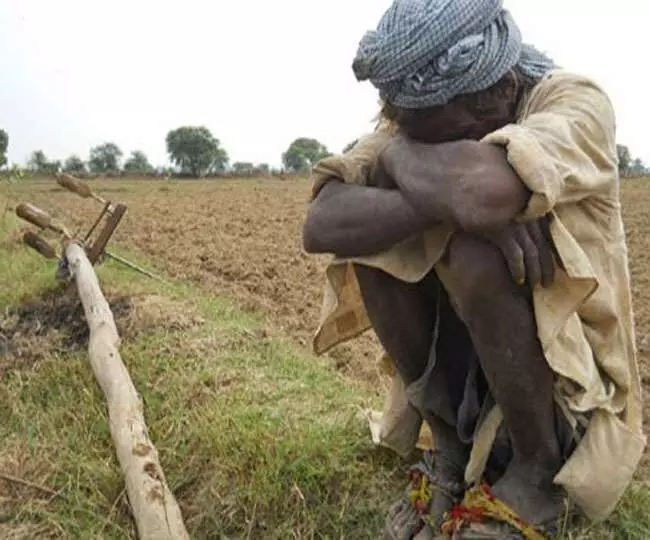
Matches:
[16,203,71,237]
[23,231,58,259]
[56,173,107,204]
[57,173,93,198]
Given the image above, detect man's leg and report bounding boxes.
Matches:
[440,233,565,525]
[353,264,471,524]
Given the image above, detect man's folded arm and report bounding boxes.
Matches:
[377,137,532,232]
[302,180,431,257]
[481,72,619,221]
[377,74,618,232]
[302,135,533,257]
[303,127,439,258]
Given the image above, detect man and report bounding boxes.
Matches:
[302,1,646,538]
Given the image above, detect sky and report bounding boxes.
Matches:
[1,0,648,169]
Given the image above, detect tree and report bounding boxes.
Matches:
[155,166,174,179]
[28,150,49,172]
[123,150,154,174]
[47,160,62,175]
[231,162,255,176]
[27,150,60,174]
[630,158,647,176]
[165,126,228,177]
[617,144,649,177]
[617,144,631,176]
[343,139,359,153]
[63,155,87,175]
[89,142,123,174]
[282,138,331,173]
[0,129,8,169]
[209,147,229,175]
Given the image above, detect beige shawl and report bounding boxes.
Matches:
[309,70,646,521]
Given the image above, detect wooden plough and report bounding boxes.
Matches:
[15,174,189,539]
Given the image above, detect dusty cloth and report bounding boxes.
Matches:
[352,0,555,108]
[308,70,646,521]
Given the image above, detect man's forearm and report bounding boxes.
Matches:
[302,181,432,257]
[379,136,531,232]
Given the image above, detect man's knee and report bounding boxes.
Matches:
[442,233,516,324]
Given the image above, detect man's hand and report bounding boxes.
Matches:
[481,215,558,288]
[378,135,531,232]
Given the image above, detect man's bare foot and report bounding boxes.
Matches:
[384,451,466,540]
[427,452,466,525]
[490,460,568,527]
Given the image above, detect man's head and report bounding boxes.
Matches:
[380,66,537,144]
[353,0,555,143]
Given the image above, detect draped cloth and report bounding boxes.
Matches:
[308,71,646,521]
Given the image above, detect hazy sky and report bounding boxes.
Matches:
[1,0,648,169]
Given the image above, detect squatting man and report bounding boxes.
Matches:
[301,0,646,538]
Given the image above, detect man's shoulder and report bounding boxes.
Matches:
[345,123,396,157]
[518,69,618,155]
[537,69,601,86]
[524,69,614,113]
[309,123,397,194]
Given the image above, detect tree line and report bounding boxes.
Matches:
[616,145,648,177]
[0,126,646,179]
[0,126,343,179]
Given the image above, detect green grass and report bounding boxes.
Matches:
[1,193,649,538]
[0,210,405,538]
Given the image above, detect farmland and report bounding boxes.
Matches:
[1,176,649,538]
[19,176,650,428]
[11,177,389,385]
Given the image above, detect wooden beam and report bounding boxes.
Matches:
[64,242,189,540]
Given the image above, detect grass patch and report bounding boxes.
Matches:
[1,201,649,538]
[0,220,406,538]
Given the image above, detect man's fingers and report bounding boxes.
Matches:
[496,234,526,285]
[526,220,555,287]
[486,216,558,289]
[515,224,542,288]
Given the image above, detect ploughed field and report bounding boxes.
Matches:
[18,176,650,472]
